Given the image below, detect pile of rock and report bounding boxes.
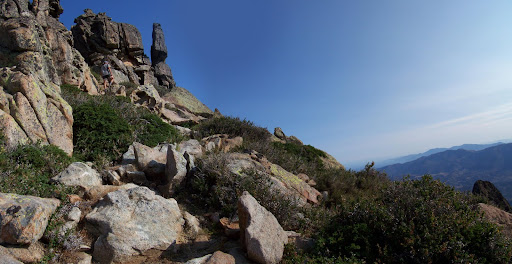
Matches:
[71,9,175,90]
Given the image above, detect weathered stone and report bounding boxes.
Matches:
[473,180,512,213]
[179,139,203,158]
[86,186,184,263]
[84,183,139,202]
[269,164,321,205]
[185,254,211,264]
[162,146,188,196]
[163,87,213,116]
[219,217,240,239]
[274,127,286,140]
[478,203,512,238]
[0,69,73,154]
[0,241,45,263]
[183,211,201,238]
[121,145,135,165]
[104,170,121,186]
[132,142,166,181]
[205,251,235,264]
[238,191,288,264]
[202,134,243,153]
[130,84,162,110]
[151,23,167,64]
[0,193,60,245]
[52,162,102,188]
[125,171,147,185]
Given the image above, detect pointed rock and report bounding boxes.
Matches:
[238,191,288,264]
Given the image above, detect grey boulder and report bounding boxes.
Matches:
[85,186,184,263]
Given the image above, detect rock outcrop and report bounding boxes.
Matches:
[0,0,105,154]
[0,193,60,245]
[238,191,288,264]
[473,180,512,213]
[151,23,176,89]
[478,203,512,238]
[85,186,185,263]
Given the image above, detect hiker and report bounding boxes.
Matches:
[100,60,115,93]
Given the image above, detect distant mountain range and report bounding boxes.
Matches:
[379,143,512,202]
[377,142,505,167]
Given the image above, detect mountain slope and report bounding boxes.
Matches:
[380,143,512,202]
[377,142,504,167]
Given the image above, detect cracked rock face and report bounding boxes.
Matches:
[0,0,102,154]
[85,186,185,263]
[0,193,60,245]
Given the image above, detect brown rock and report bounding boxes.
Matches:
[0,193,60,245]
[219,217,240,239]
[205,251,235,264]
[478,203,512,238]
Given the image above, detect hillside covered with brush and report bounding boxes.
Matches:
[0,1,511,264]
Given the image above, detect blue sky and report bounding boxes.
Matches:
[60,1,512,168]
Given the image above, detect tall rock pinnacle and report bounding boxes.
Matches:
[151,23,176,89]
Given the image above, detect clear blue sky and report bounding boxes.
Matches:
[60,1,512,168]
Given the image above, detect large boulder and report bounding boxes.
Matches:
[478,203,512,238]
[163,87,213,116]
[52,162,102,189]
[473,180,512,213]
[0,193,60,245]
[238,191,288,264]
[85,186,185,263]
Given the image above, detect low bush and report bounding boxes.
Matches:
[0,144,76,199]
[132,114,182,147]
[73,101,132,162]
[314,175,512,263]
[62,84,182,165]
[193,116,271,143]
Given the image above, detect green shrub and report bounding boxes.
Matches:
[62,85,183,164]
[73,101,132,162]
[193,116,271,143]
[0,144,76,199]
[133,113,182,147]
[314,175,512,263]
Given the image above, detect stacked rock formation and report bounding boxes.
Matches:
[0,0,101,154]
[151,23,176,89]
[71,10,176,90]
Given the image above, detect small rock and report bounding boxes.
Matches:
[205,251,235,264]
[183,212,201,238]
[121,145,136,165]
[126,171,148,185]
[67,194,82,204]
[219,217,240,239]
[52,162,102,189]
[66,207,82,222]
[105,170,122,186]
[185,254,212,264]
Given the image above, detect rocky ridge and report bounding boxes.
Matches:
[0,1,509,264]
